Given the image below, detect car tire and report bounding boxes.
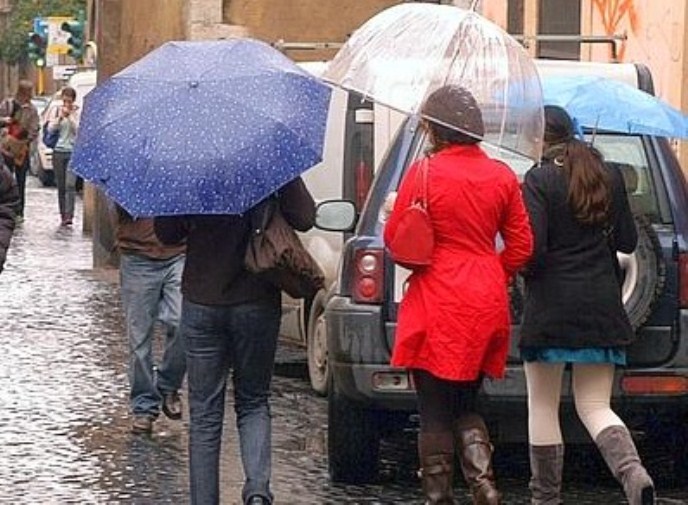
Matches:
[510,215,665,330]
[307,290,330,396]
[327,383,381,484]
[618,214,666,329]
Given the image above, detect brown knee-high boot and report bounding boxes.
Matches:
[417,432,455,505]
[595,425,655,505]
[529,444,564,504]
[455,414,501,505]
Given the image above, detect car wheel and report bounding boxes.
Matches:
[307,290,330,396]
[618,214,666,329]
[327,383,381,484]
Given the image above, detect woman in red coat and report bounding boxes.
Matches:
[384,86,533,505]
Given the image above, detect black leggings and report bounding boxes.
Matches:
[413,369,482,434]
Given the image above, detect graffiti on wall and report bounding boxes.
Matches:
[592,0,639,61]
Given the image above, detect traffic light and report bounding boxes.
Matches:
[27,31,47,67]
[61,18,85,61]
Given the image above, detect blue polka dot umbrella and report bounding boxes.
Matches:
[71,38,331,216]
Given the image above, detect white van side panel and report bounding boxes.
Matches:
[535,60,639,87]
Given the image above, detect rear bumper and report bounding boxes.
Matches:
[327,295,688,442]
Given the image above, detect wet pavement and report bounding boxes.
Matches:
[0,177,686,504]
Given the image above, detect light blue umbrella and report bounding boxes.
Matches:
[71,38,331,216]
[542,75,688,138]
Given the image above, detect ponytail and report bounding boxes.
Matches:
[550,139,611,225]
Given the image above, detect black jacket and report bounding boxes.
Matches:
[0,165,18,272]
[154,177,315,306]
[519,161,637,349]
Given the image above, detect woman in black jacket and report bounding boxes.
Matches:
[520,105,654,505]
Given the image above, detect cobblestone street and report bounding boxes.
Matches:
[0,178,686,504]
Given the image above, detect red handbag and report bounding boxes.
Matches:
[385,158,434,269]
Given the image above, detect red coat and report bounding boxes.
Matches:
[384,145,533,381]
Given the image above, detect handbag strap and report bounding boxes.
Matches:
[413,158,430,210]
[250,198,279,234]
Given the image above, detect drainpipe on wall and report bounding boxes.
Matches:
[523,0,539,58]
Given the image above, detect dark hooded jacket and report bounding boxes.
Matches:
[154,177,315,306]
[0,164,18,272]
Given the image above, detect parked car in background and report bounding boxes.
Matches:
[279,62,405,395]
[28,96,50,179]
[316,59,688,485]
[35,70,96,186]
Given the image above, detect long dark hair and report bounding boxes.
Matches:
[544,106,611,226]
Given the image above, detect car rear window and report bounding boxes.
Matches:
[482,133,661,221]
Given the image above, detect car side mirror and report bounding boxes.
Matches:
[315,200,357,232]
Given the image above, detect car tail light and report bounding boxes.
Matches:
[679,253,688,308]
[352,249,384,304]
[354,160,373,211]
[621,374,688,396]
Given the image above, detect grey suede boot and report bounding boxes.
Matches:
[455,414,501,505]
[417,432,455,505]
[595,425,655,505]
[529,444,564,505]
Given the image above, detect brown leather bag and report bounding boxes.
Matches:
[244,198,325,299]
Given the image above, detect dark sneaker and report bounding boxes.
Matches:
[131,414,154,434]
[161,391,183,420]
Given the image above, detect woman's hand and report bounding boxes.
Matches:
[379,191,398,223]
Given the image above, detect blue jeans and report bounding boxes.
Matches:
[183,299,281,505]
[120,253,186,417]
[52,150,76,218]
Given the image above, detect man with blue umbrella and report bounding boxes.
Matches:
[155,176,316,505]
[115,207,187,435]
[72,38,330,504]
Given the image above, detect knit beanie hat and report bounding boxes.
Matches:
[421,85,485,140]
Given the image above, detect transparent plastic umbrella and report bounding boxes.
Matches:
[323,3,544,161]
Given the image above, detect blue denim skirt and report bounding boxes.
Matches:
[521,346,627,366]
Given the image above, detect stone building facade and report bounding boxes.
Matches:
[88,0,688,265]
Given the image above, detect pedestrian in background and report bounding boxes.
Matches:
[47,86,80,227]
[0,80,39,223]
[383,85,533,505]
[520,105,654,505]
[0,163,18,274]
[115,205,187,434]
[155,177,316,505]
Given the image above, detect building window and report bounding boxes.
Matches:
[538,0,581,60]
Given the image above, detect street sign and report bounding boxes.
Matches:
[46,16,73,56]
[52,64,78,80]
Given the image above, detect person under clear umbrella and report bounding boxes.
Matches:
[384,86,533,504]
[520,105,654,505]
